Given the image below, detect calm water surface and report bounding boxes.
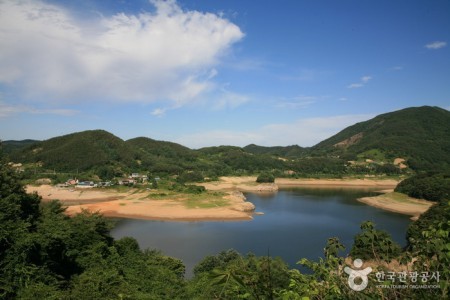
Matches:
[111,188,411,276]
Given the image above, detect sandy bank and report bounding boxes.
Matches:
[275,178,399,188]
[65,198,253,221]
[27,185,254,221]
[201,177,278,193]
[26,185,125,203]
[358,192,434,220]
[201,177,399,192]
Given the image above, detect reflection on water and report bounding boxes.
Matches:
[110,187,411,277]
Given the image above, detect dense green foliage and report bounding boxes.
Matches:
[126,137,198,175]
[243,144,306,158]
[0,140,39,155]
[395,173,450,202]
[350,221,402,261]
[8,130,137,174]
[256,172,275,183]
[314,106,450,172]
[177,171,204,184]
[188,250,291,299]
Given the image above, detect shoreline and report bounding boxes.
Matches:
[27,185,255,222]
[26,177,426,222]
[72,210,253,222]
[275,177,399,188]
[357,191,433,220]
[200,176,400,193]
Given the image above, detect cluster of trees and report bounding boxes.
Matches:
[243,144,306,158]
[395,173,450,202]
[256,172,275,183]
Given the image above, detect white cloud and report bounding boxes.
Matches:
[361,76,372,83]
[425,41,447,50]
[0,0,244,107]
[347,75,372,89]
[212,89,249,110]
[347,83,363,89]
[390,66,403,71]
[151,108,166,117]
[280,69,331,82]
[275,95,317,109]
[175,114,374,148]
[0,101,79,118]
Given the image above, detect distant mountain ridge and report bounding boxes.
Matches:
[1,139,39,154]
[6,130,136,172]
[313,106,450,171]
[243,144,306,158]
[2,106,449,174]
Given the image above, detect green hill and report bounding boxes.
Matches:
[197,145,286,174]
[312,106,450,171]
[9,130,137,173]
[1,139,40,155]
[243,144,306,158]
[125,137,198,174]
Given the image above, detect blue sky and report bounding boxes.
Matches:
[0,0,449,148]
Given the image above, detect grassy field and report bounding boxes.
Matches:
[183,192,229,208]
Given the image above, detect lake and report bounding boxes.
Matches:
[110,187,411,277]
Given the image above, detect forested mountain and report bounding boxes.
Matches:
[7,130,137,173]
[243,144,306,158]
[313,106,450,171]
[125,137,199,174]
[1,139,39,154]
[3,106,449,176]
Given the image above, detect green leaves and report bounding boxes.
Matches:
[190,251,291,299]
[256,172,275,183]
[350,221,402,262]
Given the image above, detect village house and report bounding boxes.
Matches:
[76,181,96,188]
[117,178,136,186]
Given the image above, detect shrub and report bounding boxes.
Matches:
[177,171,204,184]
[350,221,401,262]
[256,172,275,183]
